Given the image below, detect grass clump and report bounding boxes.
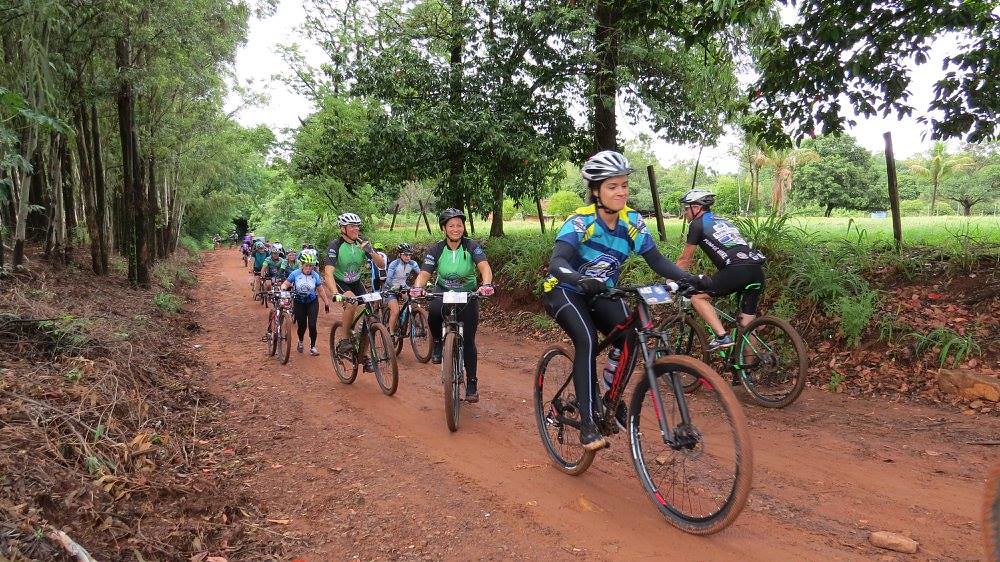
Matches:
[907,327,983,367]
[154,292,183,314]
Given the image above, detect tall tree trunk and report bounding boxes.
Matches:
[47,134,66,264]
[90,104,110,273]
[592,0,620,151]
[489,178,504,237]
[445,0,465,208]
[75,107,102,273]
[930,178,939,215]
[60,132,76,263]
[824,204,833,217]
[962,201,972,216]
[147,158,161,259]
[116,35,149,287]
[29,146,48,245]
[12,125,39,266]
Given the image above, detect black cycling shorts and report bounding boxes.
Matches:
[701,264,765,316]
[335,279,365,296]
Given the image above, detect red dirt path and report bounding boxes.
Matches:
[193,249,998,560]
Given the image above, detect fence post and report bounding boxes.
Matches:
[883,132,903,252]
[389,202,400,232]
[647,165,667,241]
[418,199,432,235]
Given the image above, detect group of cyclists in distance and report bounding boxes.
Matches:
[238,149,765,451]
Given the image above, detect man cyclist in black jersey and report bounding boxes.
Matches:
[676,190,766,351]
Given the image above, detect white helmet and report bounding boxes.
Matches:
[581,150,635,182]
[679,189,715,207]
[338,212,362,226]
[300,248,318,259]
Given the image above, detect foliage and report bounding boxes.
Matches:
[153,292,183,314]
[830,290,878,348]
[907,327,983,368]
[547,191,584,219]
[794,134,883,216]
[908,141,975,215]
[751,0,1000,143]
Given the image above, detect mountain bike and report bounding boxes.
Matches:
[381,288,433,362]
[262,287,293,364]
[534,283,753,535]
[328,291,399,396]
[656,284,807,408]
[413,291,486,432]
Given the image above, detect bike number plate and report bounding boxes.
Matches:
[442,291,468,304]
[637,284,672,305]
[360,292,382,303]
[280,291,291,299]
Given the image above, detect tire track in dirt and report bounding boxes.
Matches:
[194,249,997,560]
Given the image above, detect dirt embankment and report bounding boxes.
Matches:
[188,248,1000,560]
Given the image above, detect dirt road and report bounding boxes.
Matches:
[193,249,997,560]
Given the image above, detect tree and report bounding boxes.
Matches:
[942,164,1000,216]
[751,1,1000,144]
[908,142,973,215]
[794,134,883,216]
[760,146,818,214]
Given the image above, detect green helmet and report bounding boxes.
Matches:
[299,252,318,265]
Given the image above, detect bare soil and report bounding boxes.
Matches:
[194,248,1000,560]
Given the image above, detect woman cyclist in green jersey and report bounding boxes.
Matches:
[409,208,495,403]
[323,213,386,341]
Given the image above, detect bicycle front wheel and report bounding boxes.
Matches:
[534,345,596,476]
[442,332,462,432]
[369,322,399,396]
[409,307,432,363]
[266,311,278,357]
[629,355,752,535]
[738,316,807,408]
[328,321,358,384]
[277,313,291,365]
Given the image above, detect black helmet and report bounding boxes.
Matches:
[438,208,466,228]
[397,243,413,254]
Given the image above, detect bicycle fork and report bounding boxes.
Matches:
[638,331,697,450]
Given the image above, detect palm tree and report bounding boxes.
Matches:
[908,142,973,215]
[762,147,818,214]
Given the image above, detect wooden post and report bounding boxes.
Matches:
[535,197,546,234]
[647,165,667,241]
[418,199,432,235]
[883,132,903,252]
[389,202,400,231]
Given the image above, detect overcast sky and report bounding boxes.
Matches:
[225,1,956,174]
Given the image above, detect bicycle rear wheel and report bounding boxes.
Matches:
[392,314,406,357]
[409,307,432,363]
[657,315,710,393]
[442,332,461,432]
[370,323,399,396]
[738,316,807,408]
[277,313,291,365]
[328,321,358,384]
[534,345,596,476]
[629,355,752,535]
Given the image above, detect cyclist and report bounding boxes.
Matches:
[285,249,299,271]
[676,189,766,350]
[281,252,332,355]
[369,245,389,291]
[409,209,494,403]
[250,241,269,276]
[260,245,288,292]
[384,242,420,334]
[542,150,699,451]
[324,213,386,344]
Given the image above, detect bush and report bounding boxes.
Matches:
[153,292,183,314]
[178,235,209,252]
[830,290,878,347]
[547,190,584,219]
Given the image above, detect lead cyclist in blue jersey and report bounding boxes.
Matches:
[542,150,700,451]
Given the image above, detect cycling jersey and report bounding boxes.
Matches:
[325,237,367,283]
[386,258,420,289]
[261,257,288,280]
[421,238,486,291]
[252,250,269,272]
[686,212,765,270]
[287,268,322,303]
[544,204,655,293]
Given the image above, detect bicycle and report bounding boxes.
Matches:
[658,284,808,408]
[262,287,293,364]
[380,288,433,362]
[412,291,486,432]
[534,282,753,535]
[328,290,399,396]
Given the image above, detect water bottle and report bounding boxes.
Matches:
[602,347,622,390]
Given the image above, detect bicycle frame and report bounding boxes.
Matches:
[440,303,465,382]
[560,290,696,447]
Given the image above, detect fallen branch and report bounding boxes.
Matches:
[966,440,1000,446]
[48,529,98,562]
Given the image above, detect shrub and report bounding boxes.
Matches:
[154,292,183,314]
[547,190,584,219]
[830,290,878,347]
[907,327,982,367]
